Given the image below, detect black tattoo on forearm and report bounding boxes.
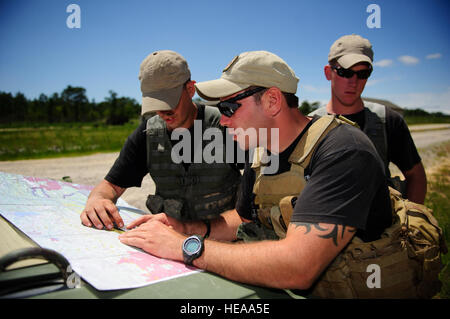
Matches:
[293,222,356,247]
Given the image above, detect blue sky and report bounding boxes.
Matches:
[0,0,449,113]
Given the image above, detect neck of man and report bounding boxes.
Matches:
[269,108,311,154]
[326,95,365,115]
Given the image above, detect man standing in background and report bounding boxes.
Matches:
[310,34,427,203]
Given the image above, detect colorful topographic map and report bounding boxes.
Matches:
[0,171,198,290]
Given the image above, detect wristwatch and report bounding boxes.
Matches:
[182,235,204,266]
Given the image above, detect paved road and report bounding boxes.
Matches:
[408,126,450,149]
[1,124,449,211]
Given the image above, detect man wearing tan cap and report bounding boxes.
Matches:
[310,34,427,204]
[80,50,241,231]
[118,50,396,294]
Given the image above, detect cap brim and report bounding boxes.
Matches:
[195,78,249,101]
[141,85,183,115]
[337,54,373,69]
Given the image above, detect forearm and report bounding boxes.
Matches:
[404,162,427,204]
[184,209,243,241]
[193,238,310,289]
[191,222,356,290]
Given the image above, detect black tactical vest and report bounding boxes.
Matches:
[145,105,241,221]
[310,102,390,176]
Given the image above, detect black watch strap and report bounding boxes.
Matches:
[203,220,211,239]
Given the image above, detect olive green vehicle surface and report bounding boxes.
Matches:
[0,216,296,299]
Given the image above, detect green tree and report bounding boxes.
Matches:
[105,91,140,125]
[13,92,28,122]
[0,92,14,123]
[299,100,320,115]
[61,85,88,122]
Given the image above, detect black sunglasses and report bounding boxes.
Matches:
[331,66,372,79]
[217,87,266,117]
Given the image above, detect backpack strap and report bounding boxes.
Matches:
[289,114,342,169]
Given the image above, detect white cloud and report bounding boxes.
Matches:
[426,53,442,60]
[300,84,329,94]
[366,78,383,87]
[384,87,450,114]
[366,75,402,87]
[374,59,393,67]
[398,55,419,65]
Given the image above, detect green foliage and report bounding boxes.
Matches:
[427,172,450,299]
[424,142,450,298]
[404,108,450,125]
[298,100,320,115]
[0,86,140,125]
[0,121,139,161]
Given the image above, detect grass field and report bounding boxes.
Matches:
[0,120,139,161]
[424,142,450,298]
[405,116,450,125]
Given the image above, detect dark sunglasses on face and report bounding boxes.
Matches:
[331,66,372,79]
[217,86,266,117]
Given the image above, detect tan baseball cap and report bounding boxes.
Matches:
[328,34,373,69]
[139,50,191,115]
[195,50,299,101]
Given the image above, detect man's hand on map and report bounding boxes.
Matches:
[80,179,126,231]
[80,197,124,231]
[126,213,185,233]
[119,219,185,261]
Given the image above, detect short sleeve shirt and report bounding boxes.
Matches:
[344,106,421,172]
[236,117,392,242]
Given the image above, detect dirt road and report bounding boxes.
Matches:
[1,124,449,211]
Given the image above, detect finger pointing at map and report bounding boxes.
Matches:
[80,179,126,230]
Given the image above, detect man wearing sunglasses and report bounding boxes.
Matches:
[80,50,242,231]
[310,34,427,204]
[119,51,394,295]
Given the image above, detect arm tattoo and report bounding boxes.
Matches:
[293,222,356,247]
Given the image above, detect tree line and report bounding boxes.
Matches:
[1,86,447,126]
[0,86,140,125]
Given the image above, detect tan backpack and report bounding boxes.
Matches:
[310,187,447,298]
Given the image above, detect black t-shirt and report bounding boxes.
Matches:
[341,107,421,172]
[236,117,392,242]
[105,105,242,188]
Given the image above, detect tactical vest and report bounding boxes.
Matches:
[246,115,350,239]
[309,102,389,176]
[238,114,447,298]
[145,106,241,221]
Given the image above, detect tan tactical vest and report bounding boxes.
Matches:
[243,114,447,298]
[251,115,348,238]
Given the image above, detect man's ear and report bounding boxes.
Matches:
[186,80,196,98]
[263,87,282,117]
[324,65,332,81]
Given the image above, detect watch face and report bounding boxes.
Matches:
[183,237,201,255]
